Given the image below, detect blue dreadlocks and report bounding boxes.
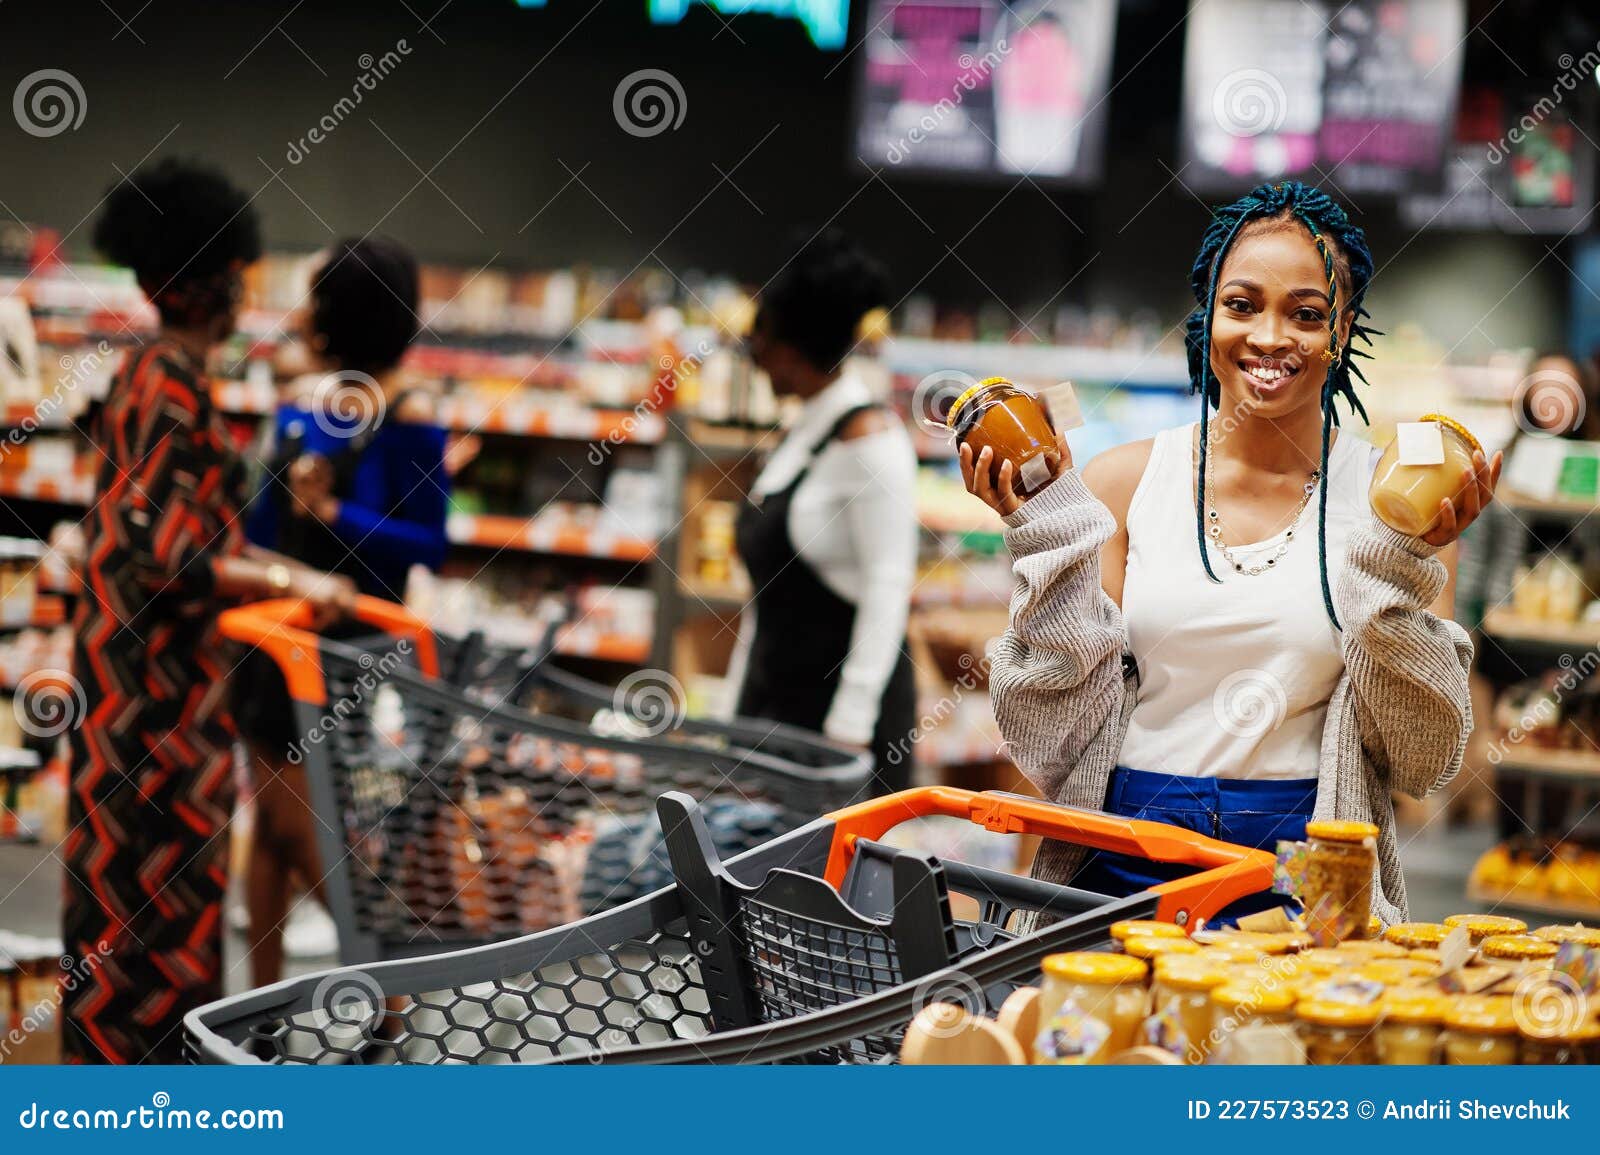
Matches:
[1184,181,1379,631]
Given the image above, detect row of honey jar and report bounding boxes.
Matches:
[1028,916,1600,1065]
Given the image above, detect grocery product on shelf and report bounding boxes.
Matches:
[1469,839,1600,917]
[1301,820,1379,944]
[1368,413,1484,536]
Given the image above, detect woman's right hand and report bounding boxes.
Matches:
[286,568,359,631]
[959,431,1073,517]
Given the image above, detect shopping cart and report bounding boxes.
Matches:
[217,596,873,965]
[185,786,1275,1065]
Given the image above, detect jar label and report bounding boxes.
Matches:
[1019,452,1053,492]
[1396,421,1446,466]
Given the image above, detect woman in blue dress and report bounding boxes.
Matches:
[238,236,449,984]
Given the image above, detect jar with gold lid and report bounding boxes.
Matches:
[1149,959,1231,1064]
[1334,939,1407,960]
[1303,821,1378,944]
[1036,952,1148,1063]
[1479,934,1559,966]
[1531,924,1600,948]
[1124,935,1202,964]
[1109,919,1188,948]
[1298,999,1381,1065]
[1443,914,1528,945]
[947,377,1061,499]
[1520,1019,1600,1066]
[1443,997,1521,1065]
[1377,993,1448,1065]
[1354,958,1436,986]
[1369,414,1483,536]
[1384,922,1451,950]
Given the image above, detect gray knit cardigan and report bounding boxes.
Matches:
[991,467,1476,925]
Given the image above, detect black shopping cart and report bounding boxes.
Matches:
[184,786,1275,1065]
[217,596,873,965]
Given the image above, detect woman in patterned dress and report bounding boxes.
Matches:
[61,159,354,1063]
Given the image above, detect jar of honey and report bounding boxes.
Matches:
[1442,997,1521,1065]
[1109,919,1188,948]
[1302,820,1378,945]
[1520,1019,1600,1065]
[947,377,1061,498]
[1383,922,1451,950]
[1123,935,1203,964]
[1479,934,1559,966]
[1532,924,1600,948]
[1377,992,1448,1065]
[1298,998,1381,1065]
[1149,959,1231,1064]
[1368,414,1483,537]
[1036,952,1148,1063]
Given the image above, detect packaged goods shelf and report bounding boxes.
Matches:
[1495,746,1600,779]
[1466,882,1600,923]
[1480,606,1600,648]
[446,512,655,561]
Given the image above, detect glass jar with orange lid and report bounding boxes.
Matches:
[1443,914,1527,945]
[1369,414,1483,537]
[1211,982,1301,1064]
[1149,959,1232,1064]
[1521,1019,1600,1065]
[1384,922,1451,950]
[946,377,1061,499]
[1298,998,1381,1065]
[1302,821,1378,945]
[1443,997,1521,1065]
[1377,992,1449,1065]
[1479,934,1559,969]
[1124,935,1203,965]
[1035,952,1148,1063]
[1335,939,1408,961]
[1109,920,1188,949]
[1354,958,1437,987]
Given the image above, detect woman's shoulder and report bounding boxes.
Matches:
[1081,433,1164,522]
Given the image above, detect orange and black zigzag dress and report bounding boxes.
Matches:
[62,341,246,1064]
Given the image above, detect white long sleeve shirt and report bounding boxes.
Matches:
[724,373,919,745]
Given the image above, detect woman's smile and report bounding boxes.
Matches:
[1237,354,1305,396]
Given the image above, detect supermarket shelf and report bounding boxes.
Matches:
[0,596,67,631]
[1480,607,1600,649]
[917,727,1007,769]
[682,419,781,458]
[882,337,1189,390]
[211,380,668,444]
[911,585,1008,609]
[1495,746,1600,779]
[446,513,654,561]
[677,576,750,610]
[0,661,71,695]
[551,625,650,665]
[1499,490,1599,520]
[918,506,1006,535]
[0,404,74,431]
[1466,882,1600,922]
[0,473,93,505]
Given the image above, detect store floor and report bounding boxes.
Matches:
[2,818,1494,992]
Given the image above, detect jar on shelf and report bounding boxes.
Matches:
[1377,992,1448,1065]
[1383,922,1451,950]
[1298,998,1381,1065]
[1532,924,1600,948]
[1035,952,1148,1064]
[1368,414,1483,537]
[1109,919,1188,949]
[1443,914,1528,945]
[1478,934,1559,969]
[1520,1019,1600,1065]
[1148,959,1231,1064]
[1334,938,1407,961]
[1443,997,1521,1065]
[1123,935,1202,965]
[1210,982,1302,1065]
[1302,820,1379,945]
[946,377,1061,499]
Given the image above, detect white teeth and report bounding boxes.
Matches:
[1241,362,1296,384]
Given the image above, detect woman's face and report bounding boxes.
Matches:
[1208,226,1354,424]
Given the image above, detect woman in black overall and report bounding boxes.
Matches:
[727,231,918,796]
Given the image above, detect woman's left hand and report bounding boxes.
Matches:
[1421,449,1503,547]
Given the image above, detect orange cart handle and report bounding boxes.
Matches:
[216,595,439,708]
[822,787,1276,929]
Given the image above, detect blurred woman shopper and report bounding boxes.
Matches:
[63,159,354,1064]
[964,181,1500,925]
[238,236,449,986]
[725,229,918,795]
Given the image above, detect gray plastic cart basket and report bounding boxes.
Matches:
[184,786,1275,1065]
[216,597,873,965]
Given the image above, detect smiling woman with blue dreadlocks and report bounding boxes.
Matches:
[962,181,1502,925]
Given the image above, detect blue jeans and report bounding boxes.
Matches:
[1071,766,1317,923]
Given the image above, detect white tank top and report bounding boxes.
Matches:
[1117,423,1376,780]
